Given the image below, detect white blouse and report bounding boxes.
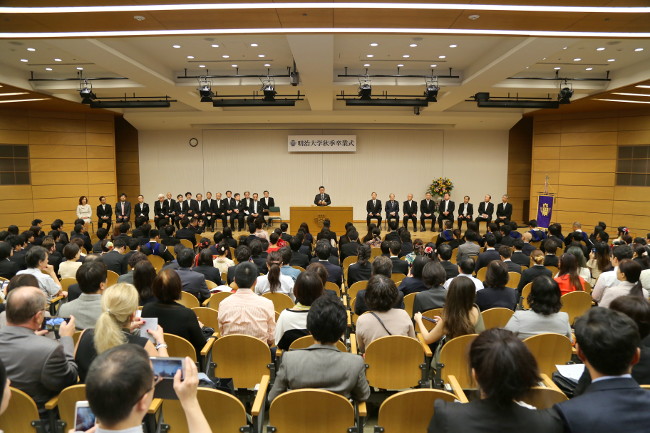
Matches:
[76,204,92,221]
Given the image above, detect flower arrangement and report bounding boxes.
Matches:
[428,177,454,197]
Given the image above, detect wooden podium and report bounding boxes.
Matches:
[289,206,353,235]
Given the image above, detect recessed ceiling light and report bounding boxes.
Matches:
[211,44,219,48]
[635,48,644,52]
[409,43,418,47]
[54,58,62,61]
[562,46,568,50]
[258,54,265,58]
[430,64,437,68]
[585,67,593,70]
[608,58,616,62]
[468,14,480,20]
[554,67,561,70]
[596,47,605,51]
[172,44,181,48]
[27,48,36,52]
[231,64,238,68]
[367,54,374,58]
[20,59,28,62]
[397,64,404,67]
[449,44,457,48]
[76,67,83,70]
[264,63,271,67]
[612,92,650,97]
[45,67,52,71]
[573,58,581,61]
[439,55,446,59]
[402,54,410,58]
[250,43,258,47]
[133,15,145,21]
[186,55,194,59]
[370,43,378,47]
[222,55,229,58]
[364,63,370,67]
[199,64,206,68]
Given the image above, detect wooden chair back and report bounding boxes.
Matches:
[476,267,487,281]
[54,384,87,431]
[290,335,346,352]
[60,277,78,291]
[370,247,382,258]
[72,330,82,347]
[438,334,478,388]
[421,308,444,331]
[350,298,359,325]
[560,291,592,325]
[347,280,368,300]
[582,280,593,294]
[481,307,514,329]
[545,266,559,276]
[164,333,197,362]
[269,389,355,433]
[342,255,357,270]
[0,387,41,433]
[106,270,119,287]
[376,389,456,432]
[162,388,248,433]
[521,387,568,409]
[191,307,218,330]
[212,334,271,389]
[205,280,218,290]
[204,291,231,310]
[390,273,405,285]
[364,335,425,389]
[324,281,341,297]
[403,293,416,318]
[147,254,164,272]
[521,282,533,309]
[179,239,194,249]
[262,292,295,313]
[178,291,200,309]
[523,334,572,377]
[508,271,521,289]
[220,271,227,283]
[291,265,305,272]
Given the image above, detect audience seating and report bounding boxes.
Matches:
[390,273,405,285]
[205,280,218,290]
[421,308,444,331]
[436,334,479,389]
[374,388,457,432]
[520,282,533,309]
[521,386,568,409]
[179,239,193,249]
[523,333,572,377]
[291,265,305,272]
[346,281,367,301]
[370,248,382,258]
[164,333,197,362]
[59,278,77,292]
[202,291,231,309]
[481,307,515,329]
[106,270,119,287]
[178,291,200,309]
[147,255,164,272]
[191,307,219,332]
[324,281,342,297]
[363,335,429,389]
[508,272,521,289]
[0,387,47,433]
[476,267,487,281]
[403,293,416,318]
[267,389,365,433]
[560,291,593,325]
[262,292,295,313]
[582,280,593,294]
[44,384,86,432]
[290,335,347,352]
[545,266,559,276]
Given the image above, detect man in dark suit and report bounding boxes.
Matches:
[184,192,199,219]
[314,240,342,286]
[175,219,197,247]
[174,194,188,229]
[164,192,176,225]
[385,193,399,226]
[229,193,245,231]
[0,241,19,279]
[521,233,536,256]
[213,192,227,229]
[403,194,418,232]
[246,193,264,226]
[289,237,310,268]
[496,194,513,226]
[555,308,650,433]
[340,230,361,262]
[511,240,530,267]
[97,196,113,231]
[475,194,494,231]
[133,194,149,227]
[242,191,253,216]
[475,234,500,272]
[195,193,209,229]
[140,229,174,262]
[314,186,331,207]
[543,240,560,267]
[153,194,169,228]
[115,193,131,224]
[457,195,474,231]
[226,245,253,284]
[389,241,409,275]
[384,220,400,243]
[8,235,27,271]
[260,190,275,224]
[202,191,217,231]
[175,248,210,303]
[365,192,382,227]
[437,244,459,280]
[437,193,455,232]
[420,192,436,232]
[499,246,522,273]
[101,238,128,275]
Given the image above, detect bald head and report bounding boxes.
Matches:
[6,286,46,327]
[522,232,532,242]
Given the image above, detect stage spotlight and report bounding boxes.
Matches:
[358,82,372,100]
[424,83,439,102]
[558,86,573,104]
[79,80,96,104]
[262,84,276,101]
[197,77,214,102]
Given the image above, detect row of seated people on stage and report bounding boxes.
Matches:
[0,230,648,432]
[87,190,277,232]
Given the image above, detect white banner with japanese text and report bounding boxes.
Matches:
[288,135,357,152]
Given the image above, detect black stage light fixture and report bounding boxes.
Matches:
[358,82,372,100]
[262,84,277,101]
[89,100,171,108]
[212,99,296,107]
[558,86,573,104]
[79,80,96,104]
[346,98,428,107]
[424,83,439,102]
[197,77,214,102]
[473,92,560,109]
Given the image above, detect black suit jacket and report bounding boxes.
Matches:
[438,200,455,218]
[175,201,188,218]
[366,199,382,215]
[289,251,310,268]
[544,255,559,267]
[496,202,513,220]
[198,200,212,217]
[192,265,223,285]
[475,249,501,271]
[385,200,399,217]
[517,265,552,291]
[185,199,199,216]
[260,197,275,210]
[115,201,131,220]
[154,201,168,218]
[97,203,112,220]
[314,193,331,206]
[176,228,196,246]
[503,260,522,274]
[457,203,473,219]
[511,251,530,268]
[316,260,342,286]
[556,378,650,433]
[390,257,409,275]
[420,199,436,216]
[9,249,27,270]
[214,199,226,216]
[101,250,128,275]
[403,200,418,216]
[440,260,460,280]
[477,201,494,219]
[134,203,150,220]
[340,242,360,262]
[347,262,372,287]
[164,199,175,216]
[0,258,19,280]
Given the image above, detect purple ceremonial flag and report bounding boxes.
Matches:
[536,195,554,228]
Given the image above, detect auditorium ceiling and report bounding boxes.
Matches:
[0,1,648,130]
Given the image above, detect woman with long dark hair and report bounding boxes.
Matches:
[554,253,585,295]
[255,250,295,300]
[347,244,372,287]
[587,242,612,285]
[132,260,156,305]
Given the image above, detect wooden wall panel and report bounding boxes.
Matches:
[0,130,29,144]
[28,131,86,145]
[115,117,140,201]
[529,108,650,235]
[507,117,533,223]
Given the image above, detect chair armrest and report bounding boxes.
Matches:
[44,395,59,411]
[200,336,216,357]
[147,398,163,414]
[357,401,367,417]
[350,333,358,355]
[347,310,352,327]
[447,375,468,403]
[276,348,283,357]
[201,298,210,307]
[251,375,270,416]
[540,373,562,392]
[50,296,64,305]
[417,333,433,358]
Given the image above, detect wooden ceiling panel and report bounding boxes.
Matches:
[332,10,464,30]
[277,9,334,28]
[149,10,283,29]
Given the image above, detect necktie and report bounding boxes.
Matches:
[321,194,324,200]
[121,203,125,215]
[373,200,375,207]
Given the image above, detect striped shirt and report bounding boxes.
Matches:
[217,289,276,345]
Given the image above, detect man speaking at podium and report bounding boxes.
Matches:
[314,186,331,207]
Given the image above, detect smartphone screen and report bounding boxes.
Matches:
[74,403,95,432]
[151,357,184,380]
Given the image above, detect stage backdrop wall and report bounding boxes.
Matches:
[138,127,508,222]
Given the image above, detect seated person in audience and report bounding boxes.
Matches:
[312,240,342,287]
[403,194,418,232]
[587,242,612,285]
[437,244,459,280]
[543,240,560,267]
[85,344,211,433]
[249,239,269,275]
[594,259,648,308]
[564,221,589,247]
[340,229,361,262]
[0,274,39,329]
[542,223,564,253]
[347,245,373,287]
[142,269,206,358]
[175,248,209,303]
[212,242,234,275]
[279,247,300,281]
[428,328,563,433]
[118,251,146,285]
[444,259,484,292]
[218,262,275,347]
[497,225,514,247]
[475,234,500,272]
[521,232,536,256]
[437,193,455,232]
[593,244,633,297]
[91,227,107,253]
[41,236,62,276]
[457,230,481,264]
[16,246,64,300]
[565,245,591,280]
[356,275,415,352]
[517,249,552,293]
[511,239,530,268]
[226,245,252,285]
[365,227,382,248]
[192,249,223,285]
[415,276,485,362]
[188,217,204,235]
[355,256,405,316]
[399,230,414,256]
[267,232,282,254]
[50,229,65,254]
[554,253,586,296]
[0,286,77,414]
[130,219,149,242]
[75,283,168,382]
[229,193,245,231]
[58,242,82,280]
[413,261,448,314]
[399,256,431,295]
[141,229,174,262]
[253,220,269,241]
[508,221,521,240]
[436,220,454,246]
[278,222,291,242]
[527,219,547,242]
[505,276,572,340]
[384,220,400,243]
[58,260,106,330]
[476,261,518,311]
[289,236,310,269]
[0,240,19,280]
[420,192,436,232]
[132,260,157,306]
[499,245,522,273]
[389,240,409,275]
[161,225,180,247]
[100,238,128,275]
[5,235,27,273]
[255,251,295,301]
[176,218,197,247]
[269,295,370,402]
[275,271,324,350]
[554,307,650,433]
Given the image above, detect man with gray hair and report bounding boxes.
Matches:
[496,194,512,226]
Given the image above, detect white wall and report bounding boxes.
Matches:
[138,127,508,220]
